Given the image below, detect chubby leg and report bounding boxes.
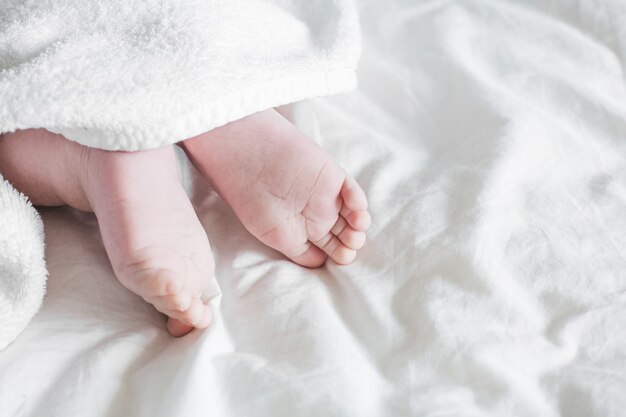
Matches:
[0,129,213,336]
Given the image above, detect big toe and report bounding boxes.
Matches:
[167,318,195,337]
[165,298,213,336]
[340,177,371,232]
[158,296,213,336]
[341,176,368,212]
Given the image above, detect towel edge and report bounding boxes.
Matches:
[45,69,358,151]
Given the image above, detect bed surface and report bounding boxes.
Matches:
[2,1,626,416]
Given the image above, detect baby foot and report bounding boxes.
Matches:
[1,130,215,336]
[182,109,371,267]
[79,145,215,336]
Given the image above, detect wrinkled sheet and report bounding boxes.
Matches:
[2,0,626,416]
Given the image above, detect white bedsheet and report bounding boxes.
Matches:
[2,0,626,416]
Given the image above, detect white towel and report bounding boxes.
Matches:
[0,175,47,350]
[0,0,360,348]
[0,0,360,150]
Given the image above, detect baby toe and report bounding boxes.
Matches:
[331,215,367,249]
[166,318,194,337]
[312,231,358,265]
[342,209,371,232]
[330,245,358,265]
[330,215,348,235]
[313,232,343,257]
[154,295,212,335]
[338,227,367,250]
[174,297,212,329]
[340,176,368,212]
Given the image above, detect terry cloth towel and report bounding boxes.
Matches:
[0,0,360,349]
[0,175,47,351]
[0,0,360,150]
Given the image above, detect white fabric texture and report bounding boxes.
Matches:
[0,0,358,349]
[0,0,360,150]
[2,0,626,416]
[0,175,47,351]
